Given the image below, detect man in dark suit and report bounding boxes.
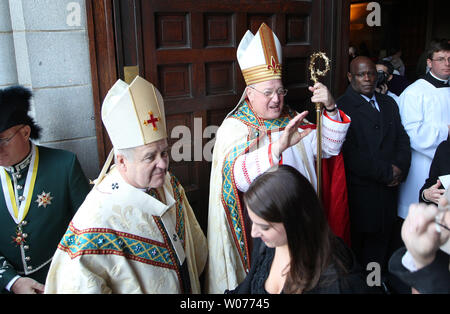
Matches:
[389,200,449,294]
[336,57,411,291]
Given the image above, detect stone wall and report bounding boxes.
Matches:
[0,0,99,180]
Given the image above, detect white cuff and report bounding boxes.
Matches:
[401,251,418,272]
[326,110,341,122]
[421,189,429,202]
[6,275,21,292]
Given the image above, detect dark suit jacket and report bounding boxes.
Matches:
[419,139,450,203]
[226,237,377,294]
[389,247,450,293]
[337,86,411,233]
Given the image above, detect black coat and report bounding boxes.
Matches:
[226,237,377,294]
[419,139,450,203]
[389,247,450,293]
[337,86,411,233]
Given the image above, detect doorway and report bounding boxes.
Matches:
[87,0,350,232]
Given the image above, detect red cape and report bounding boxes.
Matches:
[322,153,351,246]
[301,111,351,246]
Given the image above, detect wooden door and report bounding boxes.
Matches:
[90,0,350,233]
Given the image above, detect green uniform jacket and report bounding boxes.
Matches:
[0,145,90,292]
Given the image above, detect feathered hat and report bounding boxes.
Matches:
[0,86,41,139]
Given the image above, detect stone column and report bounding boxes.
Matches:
[0,0,18,88]
[5,0,99,179]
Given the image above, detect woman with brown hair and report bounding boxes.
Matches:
[227,165,376,294]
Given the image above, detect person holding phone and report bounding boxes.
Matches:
[389,196,450,294]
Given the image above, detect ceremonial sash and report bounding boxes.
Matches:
[0,145,39,224]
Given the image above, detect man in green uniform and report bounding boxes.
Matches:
[0,86,90,294]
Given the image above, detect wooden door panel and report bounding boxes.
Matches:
[286,14,310,44]
[247,14,275,33]
[155,13,190,49]
[205,61,236,96]
[204,13,234,47]
[158,64,192,99]
[166,112,203,221]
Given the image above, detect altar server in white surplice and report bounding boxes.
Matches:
[205,23,351,294]
[44,77,207,294]
[397,40,450,219]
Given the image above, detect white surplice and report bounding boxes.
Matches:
[397,78,450,218]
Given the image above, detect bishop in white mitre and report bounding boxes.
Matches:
[45,77,207,294]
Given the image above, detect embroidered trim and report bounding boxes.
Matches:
[221,101,294,272]
[4,149,33,174]
[152,216,185,293]
[322,123,348,136]
[259,24,280,70]
[323,134,344,144]
[255,150,262,175]
[18,255,53,276]
[58,222,176,270]
[148,175,186,249]
[169,174,186,248]
[221,140,255,271]
[242,154,252,185]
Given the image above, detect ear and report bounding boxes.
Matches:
[246,86,254,101]
[115,154,127,172]
[347,72,352,83]
[426,58,433,70]
[20,125,31,140]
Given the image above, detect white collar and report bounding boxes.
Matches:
[98,167,175,217]
[429,71,449,84]
[360,94,376,103]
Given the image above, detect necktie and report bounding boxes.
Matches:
[370,99,379,112]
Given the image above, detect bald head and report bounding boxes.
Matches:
[347,56,377,97]
[349,56,374,73]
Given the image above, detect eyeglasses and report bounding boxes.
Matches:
[249,86,288,98]
[0,127,23,147]
[431,57,450,64]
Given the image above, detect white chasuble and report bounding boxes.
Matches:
[44,167,207,294]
